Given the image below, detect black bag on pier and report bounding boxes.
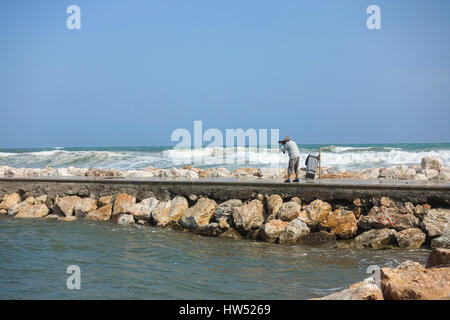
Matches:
[305,154,319,180]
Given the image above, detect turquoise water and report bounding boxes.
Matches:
[0,216,429,299]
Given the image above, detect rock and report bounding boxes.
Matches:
[437,170,450,181]
[218,217,230,229]
[151,200,172,227]
[395,228,426,248]
[298,230,336,245]
[352,228,397,249]
[7,198,33,216]
[260,219,289,243]
[414,173,427,181]
[381,261,450,300]
[358,206,419,231]
[232,199,265,232]
[421,209,450,237]
[73,198,97,217]
[278,201,302,222]
[379,168,399,179]
[129,197,159,221]
[58,216,77,222]
[420,156,443,171]
[166,196,189,225]
[218,228,243,240]
[363,168,380,180]
[0,209,7,215]
[117,213,135,225]
[86,204,112,221]
[279,218,310,244]
[231,167,262,179]
[422,169,439,179]
[214,199,243,224]
[297,200,332,230]
[0,193,21,210]
[264,194,283,222]
[320,209,358,239]
[14,203,49,218]
[315,283,383,300]
[431,232,450,249]
[98,195,113,206]
[181,198,217,230]
[188,194,198,202]
[35,195,52,208]
[194,222,221,237]
[426,248,450,268]
[54,196,82,217]
[413,204,431,218]
[405,168,417,179]
[290,197,302,205]
[44,214,60,219]
[113,193,136,216]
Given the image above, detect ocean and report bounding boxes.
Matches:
[0,143,449,171]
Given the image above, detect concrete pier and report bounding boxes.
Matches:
[1,177,449,206]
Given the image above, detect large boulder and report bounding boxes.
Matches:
[86,204,112,221]
[320,209,358,239]
[166,196,189,225]
[279,218,310,244]
[129,197,159,221]
[298,230,336,245]
[297,199,332,230]
[181,198,217,230]
[314,283,383,300]
[431,232,450,249]
[214,199,243,224]
[426,248,450,268]
[381,261,450,300]
[98,195,113,206]
[73,198,97,217]
[232,199,265,232]
[231,167,262,179]
[265,194,283,222]
[14,203,49,219]
[358,206,419,231]
[0,193,21,210]
[113,193,136,216]
[395,228,426,248]
[420,156,443,171]
[54,196,82,216]
[352,228,397,249]
[278,201,302,222]
[421,209,450,237]
[151,200,172,227]
[117,213,135,225]
[260,219,289,243]
[218,228,243,240]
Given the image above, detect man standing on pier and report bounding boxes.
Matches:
[279,136,301,183]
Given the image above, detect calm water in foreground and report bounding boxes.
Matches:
[0,217,429,300]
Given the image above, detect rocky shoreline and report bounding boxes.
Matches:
[315,248,450,300]
[1,156,449,181]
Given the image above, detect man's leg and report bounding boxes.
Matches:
[286,159,294,182]
[293,157,300,182]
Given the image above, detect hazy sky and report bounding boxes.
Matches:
[1,0,449,147]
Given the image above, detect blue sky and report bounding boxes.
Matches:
[0,0,449,147]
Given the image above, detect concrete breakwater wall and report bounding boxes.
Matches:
[0,177,449,250]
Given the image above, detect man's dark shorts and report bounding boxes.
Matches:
[288,157,300,176]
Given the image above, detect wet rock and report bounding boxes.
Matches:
[54,196,82,217]
[44,214,60,219]
[113,193,136,216]
[194,222,221,237]
[218,217,230,229]
[218,228,243,240]
[232,199,265,232]
[181,198,217,230]
[278,201,302,222]
[0,193,21,210]
[352,228,397,249]
[86,204,112,221]
[381,261,450,300]
[420,156,443,171]
[214,199,243,224]
[431,232,450,249]
[279,218,310,244]
[117,213,135,225]
[14,203,49,219]
[58,216,77,222]
[426,248,450,268]
[421,209,450,237]
[395,228,426,248]
[260,219,289,243]
[129,197,159,221]
[358,206,419,231]
[298,230,336,245]
[166,196,189,225]
[314,283,383,300]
